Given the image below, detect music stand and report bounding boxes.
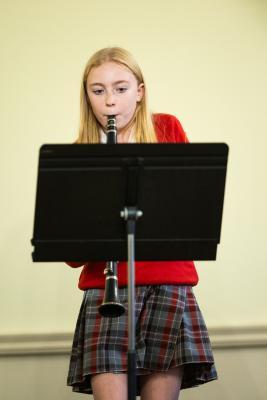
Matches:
[31,142,228,400]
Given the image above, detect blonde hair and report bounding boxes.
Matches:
[76,47,157,143]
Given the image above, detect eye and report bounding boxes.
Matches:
[92,89,104,95]
[116,87,128,93]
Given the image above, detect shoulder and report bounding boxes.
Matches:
[153,113,189,143]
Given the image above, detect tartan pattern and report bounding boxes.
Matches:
[67,285,217,394]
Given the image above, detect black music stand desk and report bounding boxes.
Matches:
[31,142,228,400]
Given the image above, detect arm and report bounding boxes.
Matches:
[65,261,86,268]
[153,113,190,143]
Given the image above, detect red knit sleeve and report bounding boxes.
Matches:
[153,113,189,143]
[170,115,189,143]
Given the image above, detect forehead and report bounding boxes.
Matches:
[87,61,137,85]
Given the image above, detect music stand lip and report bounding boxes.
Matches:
[39,142,229,157]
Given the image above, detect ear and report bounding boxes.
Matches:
[137,83,145,102]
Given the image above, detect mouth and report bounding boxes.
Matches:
[105,114,118,118]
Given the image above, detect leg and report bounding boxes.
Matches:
[139,366,184,400]
[91,372,127,400]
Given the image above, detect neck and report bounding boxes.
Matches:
[117,127,133,143]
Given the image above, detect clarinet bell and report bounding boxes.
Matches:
[98,301,125,318]
[98,276,126,317]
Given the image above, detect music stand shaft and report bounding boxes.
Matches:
[121,208,142,400]
[127,229,136,400]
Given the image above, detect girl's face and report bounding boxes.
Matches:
[86,61,144,133]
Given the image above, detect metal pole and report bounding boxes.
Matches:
[120,207,143,400]
[127,225,136,400]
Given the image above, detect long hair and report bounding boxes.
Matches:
[76,47,157,143]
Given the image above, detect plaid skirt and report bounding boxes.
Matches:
[67,285,217,394]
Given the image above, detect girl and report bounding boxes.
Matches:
[67,47,217,400]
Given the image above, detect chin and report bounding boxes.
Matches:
[117,118,131,130]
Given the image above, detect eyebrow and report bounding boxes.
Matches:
[89,80,130,87]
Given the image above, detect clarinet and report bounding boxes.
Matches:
[98,116,126,318]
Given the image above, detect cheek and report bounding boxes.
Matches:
[89,97,102,115]
[88,91,99,104]
[122,93,138,113]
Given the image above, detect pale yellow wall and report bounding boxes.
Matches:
[1,0,267,335]
[1,347,267,400]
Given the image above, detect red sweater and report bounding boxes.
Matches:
[67,114,198,289]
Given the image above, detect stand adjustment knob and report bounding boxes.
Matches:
[120,207,143,220]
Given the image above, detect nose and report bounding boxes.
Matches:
[105,91,116,107]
